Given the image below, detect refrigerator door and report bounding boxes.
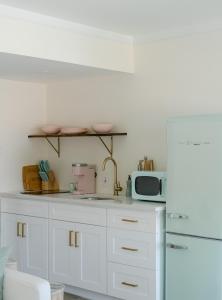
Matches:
[166,233,222,300]
[167,116,222,238]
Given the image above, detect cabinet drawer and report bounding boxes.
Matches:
[49,203,106,226]
[1,198,48,218]
[108,263,156,300]
[108,209,158,233]
[108,228,159,269]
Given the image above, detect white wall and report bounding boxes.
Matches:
[45,30,222,194]
[0,79,47,192]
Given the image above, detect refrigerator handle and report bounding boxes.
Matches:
[167,213,189,220]
[166,243,188,250]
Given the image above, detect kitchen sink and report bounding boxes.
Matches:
[80,196,114,201]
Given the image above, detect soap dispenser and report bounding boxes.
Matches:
[126,175,132,198]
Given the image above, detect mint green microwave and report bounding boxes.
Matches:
[132,171,166,202]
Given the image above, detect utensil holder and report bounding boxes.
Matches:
[42,171,59,191]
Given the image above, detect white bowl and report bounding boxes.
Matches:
[92,123,113,133]
[41,125,61,134]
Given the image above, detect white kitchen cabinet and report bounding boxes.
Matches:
[0,195,165,300]
[1,213,20,262]
[108,262,157,300]
[107,209,161,233]
[108,228,159,269]
[1,213,48,279]
[107,208,164,300]
[49,220,79,285]
[1,197,48,218]
[75,222,107,293]
[49,220,107,294]
[49,202,106,226]
[19,215,48,279]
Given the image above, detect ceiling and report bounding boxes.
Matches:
[0,52,113,83]
[0,0,222,36]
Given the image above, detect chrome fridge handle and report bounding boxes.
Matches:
[166,243,188,250]
[167,213,189,220]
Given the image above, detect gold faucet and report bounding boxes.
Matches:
[102,156,123,196]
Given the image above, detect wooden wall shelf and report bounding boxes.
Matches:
[28,133,127,138]
[28,132,127,158]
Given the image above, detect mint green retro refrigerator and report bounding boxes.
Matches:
[166,115,222,300]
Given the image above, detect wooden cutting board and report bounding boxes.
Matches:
[22,165,42,191]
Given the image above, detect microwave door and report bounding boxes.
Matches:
[135,176,160,196]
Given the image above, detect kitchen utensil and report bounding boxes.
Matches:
[39,160,50,173]
[44,160,50,172]
[39,161,44,172]
[92,123,113,133]
[42,170,59,191]
[41,125,61,134]
[39,171,49,181]
[22,165,42,191]
[60,127,88,134]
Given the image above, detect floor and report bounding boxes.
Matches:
[64,293,87,300]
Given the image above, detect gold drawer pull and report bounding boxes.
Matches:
[121,246,138,252]
[17,222,23,237]
[22,223,26,238]
[121,218,138,223]
[75,232,79,248]
[69,231,75,247]
[121,282,138,288]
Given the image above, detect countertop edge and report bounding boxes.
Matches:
[0,192,166,212]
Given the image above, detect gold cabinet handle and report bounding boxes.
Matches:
[75,232,79,248]
[22,223,26,238]
[69,231,75,247]
[121,218,138,223]
[17,222,23,237]
[121,246,139,252]
[121,282,138,288]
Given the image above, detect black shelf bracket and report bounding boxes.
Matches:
[98,136,113,157]
[45,137,61,158]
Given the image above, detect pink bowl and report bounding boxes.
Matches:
[92,123,113,133]
[60,127,88,134]
[41,125,61,134]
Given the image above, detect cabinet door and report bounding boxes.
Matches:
[49,220,107,294]
[1,213,48,279]
[20,215,48,279]
[75,223,107,293]
[1,213,20,265]
[49,220,79,285]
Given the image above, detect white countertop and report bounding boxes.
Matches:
[0,192,166,212]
